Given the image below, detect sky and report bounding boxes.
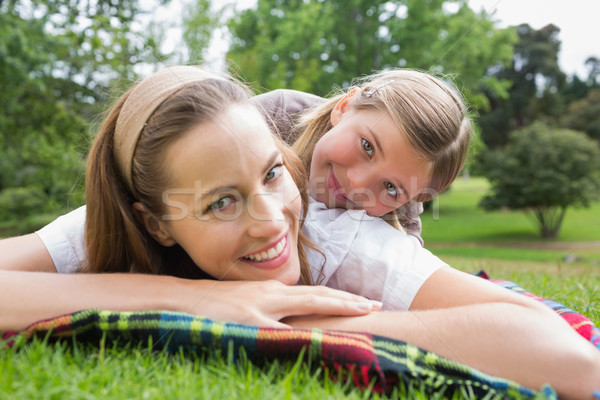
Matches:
[467,0,600,78]
[152,0,600,79]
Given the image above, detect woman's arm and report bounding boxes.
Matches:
[0,269,379,332]
[285,268,600,399]
[0,233,57,272]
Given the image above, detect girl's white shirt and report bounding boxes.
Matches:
[36,199,445,310]
[303,198,445,310]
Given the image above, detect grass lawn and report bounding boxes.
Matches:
[0,340,386,400]
[422,177,600,243]
[2,177,599,399]
[422,177,600,264]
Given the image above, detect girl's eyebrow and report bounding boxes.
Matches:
[366,127,385,159]
[366,127,410,199]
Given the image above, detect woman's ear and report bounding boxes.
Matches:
[132,202,177,247]
[330,87,358,126]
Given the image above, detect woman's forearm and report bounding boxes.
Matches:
[0,270,184,330]
[284,302,600,399]
[0,270,378,332]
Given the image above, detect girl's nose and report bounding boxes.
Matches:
[346,167,377,199]
[246,192,286,238]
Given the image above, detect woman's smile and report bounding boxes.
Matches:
[241,233,290,270]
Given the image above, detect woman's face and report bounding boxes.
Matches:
[308,107,430,217]
[155,105,302,285]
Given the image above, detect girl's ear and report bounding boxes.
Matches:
[132,202,177,247]
[330,87,357,126]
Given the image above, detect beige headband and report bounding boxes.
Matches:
[114,66,222,194]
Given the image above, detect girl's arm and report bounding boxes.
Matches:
[284,267,600,399]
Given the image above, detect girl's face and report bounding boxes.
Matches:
[308,106,430,217]
[153,105,302,285]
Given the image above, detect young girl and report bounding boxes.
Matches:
[259,69,471,241]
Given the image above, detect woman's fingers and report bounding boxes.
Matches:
[265,282,382,319]
[187,280,381,327]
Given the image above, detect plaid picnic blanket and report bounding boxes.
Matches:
[4,274,599,398]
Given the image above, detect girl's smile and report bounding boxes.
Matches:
[327,168,352,204]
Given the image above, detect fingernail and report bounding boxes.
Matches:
[356,302,373,312]
[369,300,383,310]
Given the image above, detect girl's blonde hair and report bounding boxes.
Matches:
[84,74,314,284]
[293,69,472,229]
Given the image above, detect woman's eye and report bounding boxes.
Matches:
[265,164,283,182]
[210,196,233,211]
[385,182,398,198]
[362,138,374,157]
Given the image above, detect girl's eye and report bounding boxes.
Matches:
[385,182,398,198]
[362,138,374,157]
[265,164,283,182]
[209,196,233,211]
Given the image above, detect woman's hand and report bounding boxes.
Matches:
[177,279,382,328]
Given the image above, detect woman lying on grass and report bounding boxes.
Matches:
[0,66,598,398]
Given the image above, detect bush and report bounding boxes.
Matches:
[479,122,600,239]
[0,186,48,221]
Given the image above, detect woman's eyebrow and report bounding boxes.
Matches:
[262,150,280,175]
[195,150,281,207]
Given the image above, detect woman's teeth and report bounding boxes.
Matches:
[244,237,286,262]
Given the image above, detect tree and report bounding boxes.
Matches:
[0,0,169,220]
[562,88,600,141]
[478,24,566,148]
[179,0,223,65]
[226,0,516,112]
[585,56,600,87]
[479,122,600,239]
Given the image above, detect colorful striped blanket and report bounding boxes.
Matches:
[4,274,600,399]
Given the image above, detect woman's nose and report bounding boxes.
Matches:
[246,192,286,238]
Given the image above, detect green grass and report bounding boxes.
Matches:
[2,176,599,399]
[421,177,600,264]
[0,338,472,400]
[421,177,600,243]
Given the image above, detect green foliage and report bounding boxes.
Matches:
[0,0,169,221]
[0,187,47,221]
[562,88,600,141]
[181,0,223,64]
[226,0,516,111]
[477,24,567,148]
[479,122,600,238]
